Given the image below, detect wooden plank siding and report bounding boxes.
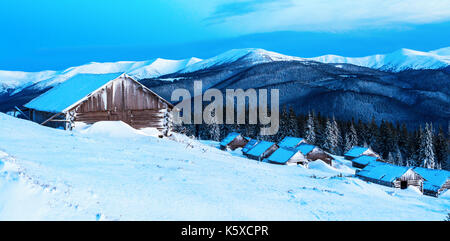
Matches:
[69,76,172,131]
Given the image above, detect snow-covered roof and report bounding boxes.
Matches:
[25,73,122,113]
[344,146,369,157]
[413,167,450,191]
[246,141,275,157]
[242,139,259,153]
[352,155,378,166]
[267,147,297,164]
[296,144,316,155]
[357,163,413,183]
[278,136,304,148]
[220,132,240,146]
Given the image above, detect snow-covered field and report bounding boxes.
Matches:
[0,113,448,220]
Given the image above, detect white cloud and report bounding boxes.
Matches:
[205,0,450,33]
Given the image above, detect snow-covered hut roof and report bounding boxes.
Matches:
[352,155,378,166]
[278,136,304,148]
[246,141,275,157]
[242,139,259,153]
[357,163,412,183]
[344,146,369,158]
[296,144,316,155]
[413,167,450,191]
[25,73,122,113]
[220,132,241,146]
[267,147,297,164]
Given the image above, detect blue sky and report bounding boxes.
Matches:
[1,0,450,71]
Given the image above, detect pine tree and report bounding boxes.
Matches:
[323,117,340,155]
[419,123,436,169]
[344,121,358,152]
[434,125,447,170]
[356,119,366,146]
[207,111,221,141]
[387,152,395,164]
[398,123,409,157]
[304,112,316,144]
[367,117,378,151]
[332,116,343,155]
[287,106,298,137]
[408,127,423,167]
[395,147,404,166]
[276,105,289,140]
[377,120,390,158]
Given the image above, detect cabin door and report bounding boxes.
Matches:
[400,181,408,189]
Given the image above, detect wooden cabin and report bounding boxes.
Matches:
[266,147,308,166]
[296,144,333,166]
[350,155,381,169]
[344,146,379,160]
[219,132,249,150]
[245,141,279,161]
[356,163,424,191]
[242,139,259,154]
[413,167,450,197]
[24,73,173,135]
[277,136,306,149]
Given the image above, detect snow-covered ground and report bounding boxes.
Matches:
[0,113,448,220]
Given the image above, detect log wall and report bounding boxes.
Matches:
[70,76,171,130]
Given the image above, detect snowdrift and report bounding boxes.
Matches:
[75,121,161,139]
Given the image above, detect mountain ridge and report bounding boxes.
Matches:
[1,47,448,94]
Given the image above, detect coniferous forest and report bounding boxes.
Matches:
[174,105,450,171]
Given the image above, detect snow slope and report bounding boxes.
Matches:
[0,113,448,220]
[0,57,202,94]
[309,48,450,71]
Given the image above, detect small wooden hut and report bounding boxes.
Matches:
[356,163,424,191]
[24,73,173,134]
[242,139,259,154]
[219,132,249,150]
[244,141,279,161]
[344,146,379,160]
[413,167,450,197]
[277,136,306,149]
[266,147,308,166]
[350,155,381,169]
[296,144,333,166]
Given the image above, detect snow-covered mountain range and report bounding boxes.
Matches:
[1,47,448,94]
[310,47,450,71]
[0,57,202,94]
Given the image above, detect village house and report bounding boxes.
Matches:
[413,167,450,197]
[356,162,424,191]
[266,147,308,166]
[23,73,173,134]
[242,139,259,154]
[344,146,379,160]
[350,155,381,169]
[296,144,334,166]
[219,132,249,150]
[244,141,279,161]
[277,136,306,149]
